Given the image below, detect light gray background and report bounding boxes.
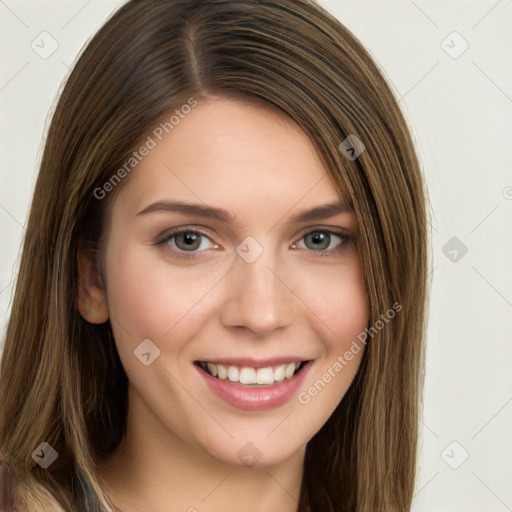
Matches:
[1,1,511,511]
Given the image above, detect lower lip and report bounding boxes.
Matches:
[196,362,312,411]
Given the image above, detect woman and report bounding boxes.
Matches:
[0,0,430,510]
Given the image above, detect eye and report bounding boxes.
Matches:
[155,226,351,259]
[292,229,350,256]
[156,227,218,254]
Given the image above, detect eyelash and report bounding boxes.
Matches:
[155,226,351,260]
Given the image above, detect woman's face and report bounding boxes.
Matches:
[84,96,369,467]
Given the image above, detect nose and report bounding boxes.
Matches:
[220,247,295,336]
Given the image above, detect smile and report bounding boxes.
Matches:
[196,361,307,387]
[194,359,313,411]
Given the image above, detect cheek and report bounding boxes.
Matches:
[305,257,369,345]
[300,258,369,395]
[103,241,223,353]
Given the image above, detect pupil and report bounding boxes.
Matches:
[307,232,329,250]
[178,233,200,250]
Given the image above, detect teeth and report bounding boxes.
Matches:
[239,367,257,384]
[284,362,296,378]
[206,362,218,377]
[274,365,285,382]
[202,361,302,386]
[217,364,227,380]
[227,365,239,382]
[256,367,274,385]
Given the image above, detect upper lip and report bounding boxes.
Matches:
[195,357,310,368]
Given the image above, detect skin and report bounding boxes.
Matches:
[78,96,369,512]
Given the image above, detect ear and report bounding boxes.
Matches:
[77,245,109,324]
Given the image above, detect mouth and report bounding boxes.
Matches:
[194,360,309,387]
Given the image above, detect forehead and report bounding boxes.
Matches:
[115,96,345,218]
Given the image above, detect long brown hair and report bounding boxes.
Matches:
[0,1,430,510]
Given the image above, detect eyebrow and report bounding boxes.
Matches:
[136,200,351,224]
